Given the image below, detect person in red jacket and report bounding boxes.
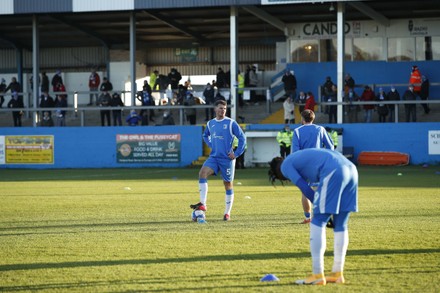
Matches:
[360,85,375,123]
[305,91,316,111]
[409,65,422,95]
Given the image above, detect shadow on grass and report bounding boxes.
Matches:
[1,248,439,272]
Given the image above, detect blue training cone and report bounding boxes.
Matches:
[260,274,280,282]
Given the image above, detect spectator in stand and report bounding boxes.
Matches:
[184,91,197,125]
[0,78,6,108]
[420,75,430,114]
[327,85,338,124]
[100,77,113,92]
[248,65,259,104]
[40,111,54,127]
[343,89,360,123]
[126,110,142,126]
[321,76,334,114]
[41,72,49,93]
[305,91,316,111]
[88,69,100,106]
[409,65,422,97]
[168,68,182,91]
[296,91,307,114]
[203,83,215,121]
[282,69,297,101]
[149,70,159,90]
[387,86,400,122]
[39,91,55,120]
[5,77,21,96]
[97,90,112,126]
[361,85,375,123]
[54,82,67,102]
[161,111,175,126]
[136,84,154,125]
[7,91,23,127]
[110,92,124,126]
[344,74,355,95]
[54,94,67,127]
[375,88,389,123]
[402,85,417,122]
[283,95,295,124]
[51,70,63,92]
[216,67,228,88]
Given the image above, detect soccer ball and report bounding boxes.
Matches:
[192,209,206,223]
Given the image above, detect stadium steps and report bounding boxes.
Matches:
[260,108,284,124]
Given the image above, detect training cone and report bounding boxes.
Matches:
[260,274,280,282]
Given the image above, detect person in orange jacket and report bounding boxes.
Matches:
[409,65,422,95]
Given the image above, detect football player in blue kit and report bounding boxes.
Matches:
[272,148,358,285]
[190,99,246,221]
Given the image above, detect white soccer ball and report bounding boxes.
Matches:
[192,209,206,223]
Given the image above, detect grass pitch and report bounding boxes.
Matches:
[0,165,439,292]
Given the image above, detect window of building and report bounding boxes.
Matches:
[416,36,440,61]
[319,39,352,61]
[387,38,414,61]
[353,38,383,61]
[290,40,319,62]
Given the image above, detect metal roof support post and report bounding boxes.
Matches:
[32,15,39,127]
[130,12,137,107]
[230,6,238,121]
[336,2,345,124]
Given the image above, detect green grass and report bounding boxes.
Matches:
[0,166,439,292]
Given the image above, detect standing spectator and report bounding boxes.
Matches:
[136,85,154,125]
[203,83,215,121]
[360,85,375,123]
[54,94,67,127]
[168,68,182,91]
[189,99,246,222]
[343,89,360,123]
[325,127,338,149]
[54,82,67,103]
[155,74,170,92]
[100,77,113,92]
[110,92,124,126]
[237,70,245,108]
[7,92,23,127]
[39,91,55,120]
[296,91,307,114]
[248,65,259,104]
[292,109,334,224]
[283,96,295,124]
[376,88,389,123]
[126,110,142,126]
[420,75,430,114]
[305,91,316,111]
[282,69,297,101]
[41,72,49,93]
[327,85,338,123]
[97,91,111,126]
[5,77,21,96]
[143,81,156,121]
[321,76,334,114]
[161,111,175,126]
[51,70,63,92]
[276,149,358,286]
[402,85,417,122]
[0,78,6,108]
[149,70,159,90]
[344,73,355,95]
[40,111,54,127]
[184,92,197,125]
[88,69,100,106]
[387,86,400,122]
[409,65,422,96]
[277,124,293,158]
[216,67,228,88]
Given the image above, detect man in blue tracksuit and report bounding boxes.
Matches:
[190,99,246,221]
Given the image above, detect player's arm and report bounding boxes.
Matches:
[202,124,212,148]
[295,178,315,202]
[291,130,300,152]
[281,161,314,202]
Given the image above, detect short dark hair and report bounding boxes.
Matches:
[301,109,315,123]
[215,99,227,107]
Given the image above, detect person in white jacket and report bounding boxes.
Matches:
[283,96,295,124]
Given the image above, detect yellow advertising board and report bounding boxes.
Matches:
[3,135,54,164]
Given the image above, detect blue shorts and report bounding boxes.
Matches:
[313,164,358,215]
[203,157,236,182]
